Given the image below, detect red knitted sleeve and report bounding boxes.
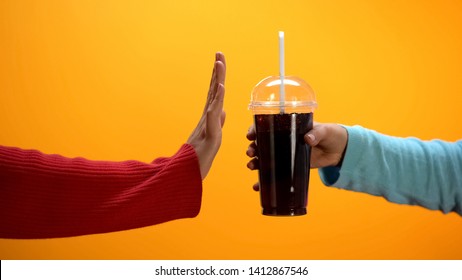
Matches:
[0,144,202,239]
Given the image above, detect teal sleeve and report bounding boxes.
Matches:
[319,125,462,215]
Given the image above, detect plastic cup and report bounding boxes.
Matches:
[249,76,317,216]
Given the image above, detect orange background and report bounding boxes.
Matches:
[1,0,462,259]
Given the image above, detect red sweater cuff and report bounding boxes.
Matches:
[0,144,203,239]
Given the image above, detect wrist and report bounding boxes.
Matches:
[334,125,349,168]
[335,146,347,168]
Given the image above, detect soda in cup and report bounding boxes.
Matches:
[249,76,317,216]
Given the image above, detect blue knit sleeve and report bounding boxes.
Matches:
[319,125,462,215]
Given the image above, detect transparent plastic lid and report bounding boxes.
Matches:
[249,76,317,114]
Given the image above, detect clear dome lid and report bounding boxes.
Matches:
[249,76,317,114]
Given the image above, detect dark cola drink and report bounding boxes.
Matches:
[254,112,313,216]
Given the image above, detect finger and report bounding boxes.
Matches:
[216,52,225,65]
[203,60,217,114]
[253,182,260,192]
[214,60,226,90]
[246,125,256,140]
[304,125,327,147]
[246,158,259,170]
[216,52,226,85]
[203,52,225,114]
[246,142,257,157]
[206,83,225,139]
[204,60,225,115]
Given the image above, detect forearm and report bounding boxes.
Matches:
[0,144,202,238]
[319,125,462,215]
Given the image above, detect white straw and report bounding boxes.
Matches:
[279,31,285,114]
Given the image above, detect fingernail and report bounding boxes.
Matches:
[307,134,315,143]
[247,161,254,169]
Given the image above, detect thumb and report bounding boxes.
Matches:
[304,124,327,147]
[220,111,226,128]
